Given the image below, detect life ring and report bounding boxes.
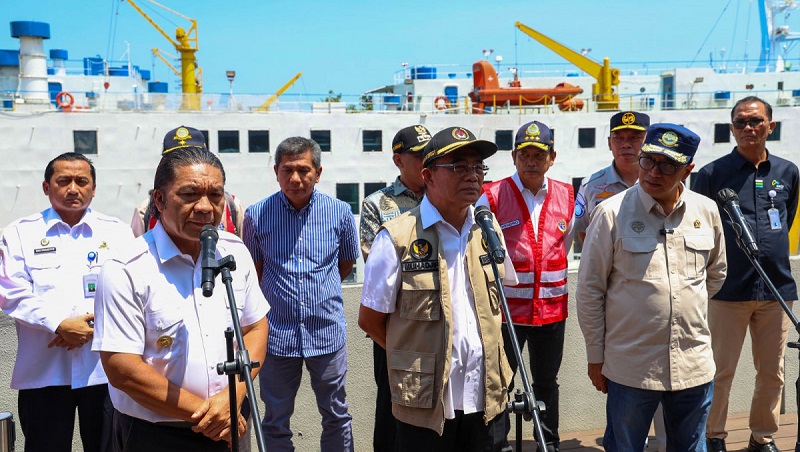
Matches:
[56,91,74,110]
[434,95,451,110]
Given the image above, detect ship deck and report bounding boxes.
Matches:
[510,413,799,451]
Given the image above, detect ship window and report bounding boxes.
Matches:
[364,182,387,198]
[713,124,730,143]
[336,183,359,214]
[767,122,781,141]
[311,130,331,152]
[73,130,98,155]
[201,130,210,148]
[495,130,513,151]
[363,130,382,152]
[578,128,596,148]
[248,130,269,153]
[218,130,239,153]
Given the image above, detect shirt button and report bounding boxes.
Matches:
[668,244,673,249]
[300,322,305,328]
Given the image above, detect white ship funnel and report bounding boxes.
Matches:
[11,21,50,103]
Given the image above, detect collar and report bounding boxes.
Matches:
[278,189,318,212]
[732,147,772,170]
[392,176,413,197]
[42,207,93,233]
[150,221,185,264]
[420,196,475,233]
[512,172,548,195]
[635,183,686,214]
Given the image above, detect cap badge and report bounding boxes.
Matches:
[631,220,645,233]
[452,128,470,141]
[658,131,679,148]
[410,239,432,260]
[40,238,49,246]
[174,127,191,145]
[622,112,636,125]
[414,125,427,135]
[156,335,174,348]
[525,123,541,140]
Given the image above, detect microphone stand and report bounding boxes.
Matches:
[205,254,267,452]
[730,236,800,451]
[486,255,548,452]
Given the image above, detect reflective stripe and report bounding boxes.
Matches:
[515,272,535,284]
[540,269,567,283]
[539,285,568,298]
[505,287,534,299]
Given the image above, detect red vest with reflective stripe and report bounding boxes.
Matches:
[482,177,573,325]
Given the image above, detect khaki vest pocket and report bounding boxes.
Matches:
[400,271,441,321]
[389,350,436,409]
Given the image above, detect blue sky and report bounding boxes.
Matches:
[1,1,790,98]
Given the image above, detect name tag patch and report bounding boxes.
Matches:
[479,254,492,266]
[34,247,56,254]
[500,219,520,230]
[402,260,439,272]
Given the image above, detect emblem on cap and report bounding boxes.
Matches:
[40,238,49,246]
[173,127,191,145]
[631,221,645,233]
[414,125,427,135]
[622,112,636,125]
[452,128,470,141]
[525,123,541,140]
[658,131,679,148]
[156,335,174,347]
[410,239,432,260]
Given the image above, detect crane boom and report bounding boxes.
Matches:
[257,72,303,112]
[515,21,619,111]
[151,48,179,76]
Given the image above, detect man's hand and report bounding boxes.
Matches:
[588,363,607,394]
[51,314,94,349]
[191,390,239,443]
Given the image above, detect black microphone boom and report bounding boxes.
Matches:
[716,188,759,257]
[474,205,506,264]
[200,225,220,297]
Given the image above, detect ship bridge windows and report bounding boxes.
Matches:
[578,128,596,148]
[363,130,382,152]
[495,130,513,151]
[336,183,359,214]
[364,182,387,197]
[73,130,97,155]
[218,130,240,153]
[311,130,332,152]
[249,130,270,153]
[713,124,731,143]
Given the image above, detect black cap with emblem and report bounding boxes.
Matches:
[392,125,432,154]
[162,126,207,155]
[610,111,650,132]
[422,126,498,167]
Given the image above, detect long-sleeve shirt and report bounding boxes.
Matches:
[576,184,727,391]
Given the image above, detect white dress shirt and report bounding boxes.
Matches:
[362,197,517,418]
[92,222,269,422]
[0,208,133,390]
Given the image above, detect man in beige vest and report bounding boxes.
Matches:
[359,126,517,451]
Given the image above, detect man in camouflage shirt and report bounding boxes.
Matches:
[358,124,430,451]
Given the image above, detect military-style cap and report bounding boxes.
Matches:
[392,125,432,154]
[162,126,207,155]
[641,123,700,164]
[514,120,554,152]
[422,127,497,167]
[610,111,650,132]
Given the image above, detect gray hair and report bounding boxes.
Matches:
[150,147,226,219]
[275,136,322,169]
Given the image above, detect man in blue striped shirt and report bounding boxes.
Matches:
[243,136,359,452]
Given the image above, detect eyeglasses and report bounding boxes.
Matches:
[638,155,681,176]
[429,163,489,177]
[732,117,766,129]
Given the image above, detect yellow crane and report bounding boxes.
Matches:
[126,0,201,110]
[515,21,619,111]
[151,48,179,77]
[257,72,303,112]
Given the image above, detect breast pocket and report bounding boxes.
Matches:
[399,270,441,321]
[144,307,187,375]
[619,237,663,280]
[389,350,436,409]
[684,234,714,278]
[482,263,500,313]
[26,253,61,294]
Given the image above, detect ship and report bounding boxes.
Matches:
[1,0,799,268]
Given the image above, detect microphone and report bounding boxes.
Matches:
[474,205,506,264]
[716,188,759,256]
[200,225,219,297]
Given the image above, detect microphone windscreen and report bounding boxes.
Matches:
[715,188,739,206]
[474,205,492,220]
[200,224,219,241]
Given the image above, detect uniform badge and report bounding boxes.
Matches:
[596,190,615,201]
[557,219,567,233]
[410,239,432,260]
[658,131,679,148]
[755,179,764,189]
[574,193,586,218]
[631,221,645,233]
[622,112,636,125]
[98,241,109,249]
[34,247,56,254]
[451,128,470,141]
[156,336,174,348]
[525,123,541,141]
[40,238,49,246]
[694,219,701,228]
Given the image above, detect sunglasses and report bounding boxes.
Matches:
[732,118,766,129]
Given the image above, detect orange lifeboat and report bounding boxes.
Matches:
[467,61,584,114]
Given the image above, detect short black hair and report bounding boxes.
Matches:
[44,152,96,184]
[731,96,773,121]
[149,147,226,219]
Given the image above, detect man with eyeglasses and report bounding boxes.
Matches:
[359,124,431,452]
[577,123,727,451]
[477,120,574,452]
[693,96,798,452]
[359,126,517,451]
[574,111,650,245]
